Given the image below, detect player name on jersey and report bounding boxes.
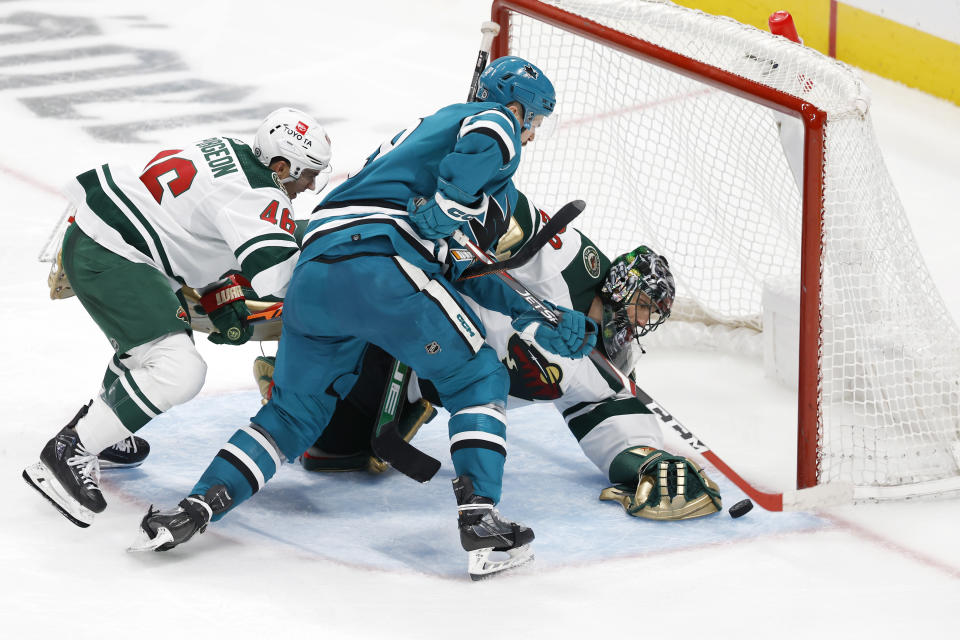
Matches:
[196,137,238,178]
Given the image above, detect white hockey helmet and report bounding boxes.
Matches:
[253,108,332,189]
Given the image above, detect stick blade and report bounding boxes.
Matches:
[371,435,441,483]
[459,199,586,279]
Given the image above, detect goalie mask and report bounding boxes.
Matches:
[599,246,675,369]
[253,108,332,191]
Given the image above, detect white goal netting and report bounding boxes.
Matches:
[501,0,960,497]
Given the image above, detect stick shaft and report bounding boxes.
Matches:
[467,21,501,102]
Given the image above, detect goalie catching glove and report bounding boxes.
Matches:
[199,275,253,345]
[599,446,722,520]
[510,302,597,359]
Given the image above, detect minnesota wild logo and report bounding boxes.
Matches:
[582,245,601,279]
[176,306,189,324]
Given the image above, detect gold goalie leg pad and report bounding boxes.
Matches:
[252,356,276,406]
[599,448,722,521]
[48,250,75,300]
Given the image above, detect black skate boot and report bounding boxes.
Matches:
[128,485,232,552]
[22,401,106,528]
[99,435,150,469]
[453,475,534,580]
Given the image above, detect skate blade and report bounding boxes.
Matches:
[22,462,95,528]
[127,526,174,553]
[467,544,534,581]
[99,459,144,470]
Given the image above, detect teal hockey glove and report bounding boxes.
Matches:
[511,303,597,359]
[408,192,488,240]
[200,276,253,346]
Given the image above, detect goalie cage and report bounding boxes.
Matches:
[491,0,960,503]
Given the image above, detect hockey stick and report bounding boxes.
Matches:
[370,359,441,483]
[370,201,585,482]
[467,21,501,103]
[449,230,836,512]
[245,303,283,326]
[459,199,584,279]
[243,198,582,322]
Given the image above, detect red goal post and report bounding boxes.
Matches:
[489,0,960,501]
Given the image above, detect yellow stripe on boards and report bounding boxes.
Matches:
[672,1,960,105]
[671,0,832,55]
[837,3,960,105]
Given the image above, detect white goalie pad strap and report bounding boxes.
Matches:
[222,442,265,490]
[434,191,489,222]
[240,424,283,470]
[392,256,485,354]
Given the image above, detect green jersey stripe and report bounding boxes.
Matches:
[233,233,298,260]
[239,245,298,282]
[101,165,177,280]
[566,397,651,442]
[123,368,164,416]
[76,169,153,260]
[105,385,155,432]
[226,138,284,190]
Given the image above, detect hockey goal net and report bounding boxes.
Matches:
[492,0,960,501]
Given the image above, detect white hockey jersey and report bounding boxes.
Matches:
[459,193,666,479]
[67,137,300,297]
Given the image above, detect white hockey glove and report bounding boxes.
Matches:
[407,191,489,240]
[599,447,722,520]
[510,302,597,359]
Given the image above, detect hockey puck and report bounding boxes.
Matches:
[728,499,754,518]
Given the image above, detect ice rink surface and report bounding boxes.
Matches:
[1,1,958,638]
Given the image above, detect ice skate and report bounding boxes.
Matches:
[22,402,106,528]
[453,475,534,580]
[99,435,150,469]
[128,485,230,552]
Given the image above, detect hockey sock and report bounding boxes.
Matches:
[99,333,206,432]
[192,423,284,522]
[448,404,507,503]
[74,396,136,454]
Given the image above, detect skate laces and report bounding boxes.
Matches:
[111,437,137,453]
[67,445,100,488]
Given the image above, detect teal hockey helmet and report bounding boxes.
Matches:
[475,56,556,129]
